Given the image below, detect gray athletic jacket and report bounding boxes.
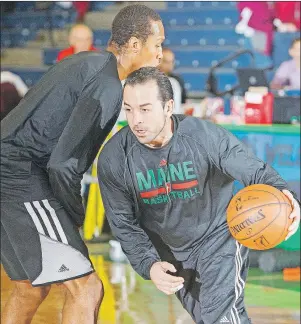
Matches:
[98,115,295,280]
[1,51,122,226]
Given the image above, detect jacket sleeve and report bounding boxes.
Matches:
[97,145,161,280]
[205,123,293,191]
[47,64,122,227]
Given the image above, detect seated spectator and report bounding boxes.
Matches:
[271,38,300,90]
[160,48,187,105]
[1,71,28,120]
[57,24,98,61]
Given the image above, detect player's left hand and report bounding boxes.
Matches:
[282,190,300,241]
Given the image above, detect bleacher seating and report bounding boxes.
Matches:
[166,1,236,9]
[93,30,111,46]
[180,69,275,93]
[1,1,293,97]
[90,2,115,11]
[2,9,76,29]
[171,49,251,68]
[2,66,236,93]
[158,9,239,27]
[43,48,61,65]
[43,47,251,68]
[3,65,276,95]
[165,28,245,46]
[1,28,37,48]
[14,1,36,11]
[1,4,77,49]
[179,70,237,92]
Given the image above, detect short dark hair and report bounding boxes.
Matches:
[124,67,174,105]
[110,4,162,49]
[291,37,300,48]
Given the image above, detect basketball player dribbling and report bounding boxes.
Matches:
[98,67,300,324]
[1,5,165,324]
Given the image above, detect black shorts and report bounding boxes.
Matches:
[1,198,94,286]
[174,233,251,324]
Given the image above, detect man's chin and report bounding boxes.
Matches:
[136,137,150,144]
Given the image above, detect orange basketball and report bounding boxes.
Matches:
[227,184,293,250]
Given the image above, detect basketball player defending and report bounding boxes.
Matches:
[1,5,165,324]
[98,68,300,324]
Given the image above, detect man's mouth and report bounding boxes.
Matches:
[135,129,147,136]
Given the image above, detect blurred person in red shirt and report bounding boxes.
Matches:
[274,2,300,32]
[57,1,90,23]
[236,2,300,55]
[73,1,90,23]
[236,2,274,55]
[57,24,98,61]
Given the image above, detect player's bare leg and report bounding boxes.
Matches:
[62,272,104,324]
[1,280,51,324]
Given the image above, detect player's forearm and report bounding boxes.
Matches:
[252,162,288,188]
[236,160,300,206]
[216,130,289,190]
[108,217,161,279]
[128,249,160,280]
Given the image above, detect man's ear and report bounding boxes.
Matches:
[127,37,143,54]
[165,99,174,116]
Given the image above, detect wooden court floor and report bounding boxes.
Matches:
[1,251,300,324]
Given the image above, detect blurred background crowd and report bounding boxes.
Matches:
[1,1,300,122]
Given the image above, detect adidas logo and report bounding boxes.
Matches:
[220,316,230,323]
[58,264,69,272]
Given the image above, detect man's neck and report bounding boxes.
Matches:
[107,46,132,81]
[146,118,174,148]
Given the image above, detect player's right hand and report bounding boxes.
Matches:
[150,262,184,295]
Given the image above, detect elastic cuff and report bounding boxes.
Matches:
[142,258,161,280]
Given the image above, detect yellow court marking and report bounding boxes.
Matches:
[84,123,126,240]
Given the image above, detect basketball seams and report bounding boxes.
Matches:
[232,202,283,241]
[228,202,290,224]
[228,188,287,222]
[237,187,287,203]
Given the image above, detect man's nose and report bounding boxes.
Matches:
[133,111,143,125]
